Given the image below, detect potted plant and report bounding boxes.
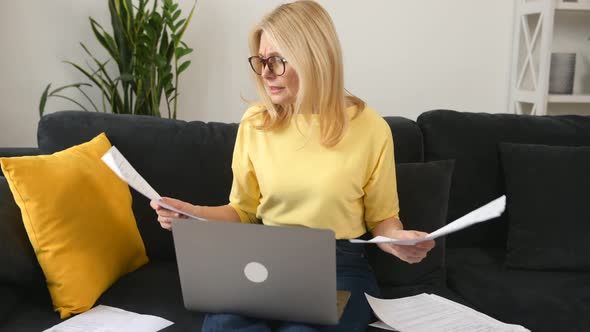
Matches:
[39,0,196,119]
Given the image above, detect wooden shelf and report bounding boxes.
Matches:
[548,94,590,103]
[556,2,590,11]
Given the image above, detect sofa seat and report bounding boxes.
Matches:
[446,247,590,332]
[0,286,23,326]
[1,261,205,331]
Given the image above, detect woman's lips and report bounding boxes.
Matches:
[269,86,284,94]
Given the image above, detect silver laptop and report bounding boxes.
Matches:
[171,219,342,325]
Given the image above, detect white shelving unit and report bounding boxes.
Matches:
[509,0,590,115]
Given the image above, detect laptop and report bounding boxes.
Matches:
[171,219,347,325]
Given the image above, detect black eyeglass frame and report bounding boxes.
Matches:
[248,56,288,76]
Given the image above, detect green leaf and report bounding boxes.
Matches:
[162,72,173,83]
[175,47,193,59]
[119,73,134,82]
[165,87,175,96]
[39,83,51,117]
[172,9,181,22]
[178,60,191,74]
[173,19,186,32]
[50,82,92,95]
[145,25,157,42]
[90,18,120,61]
[64,61,121,111]
[159,30,169,57]
[174,1,196,48]
[155,54,167,68]
[165,43,175,63]
[109,0,132,76]
[52,94,91,112]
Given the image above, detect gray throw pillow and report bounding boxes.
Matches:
[367,160,454,289]
[500,143,590,271]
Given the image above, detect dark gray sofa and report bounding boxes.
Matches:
[1,109,589,331]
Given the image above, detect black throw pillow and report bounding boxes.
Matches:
[500,143,590,271]
[0,176,43,285]
[367,160,454,288]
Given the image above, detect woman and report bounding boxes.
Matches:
[151,1,435,331]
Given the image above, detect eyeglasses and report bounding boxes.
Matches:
[248,56,288,76]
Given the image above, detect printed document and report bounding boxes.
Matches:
[43,305,173,332]
[350,195,505,245]
[102,146,207,221]
[366,293,529,332]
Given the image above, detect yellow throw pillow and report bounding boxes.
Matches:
[0,133,148,319]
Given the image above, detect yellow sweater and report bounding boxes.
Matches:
[228,105,399,239]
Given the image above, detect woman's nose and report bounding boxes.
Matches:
[261,64,275,79]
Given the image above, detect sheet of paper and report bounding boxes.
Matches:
[366,293,529,332]
[350,195,506,245]
[101,146,207,221]
[43,305,173,332]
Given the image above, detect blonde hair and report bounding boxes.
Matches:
[247,0,365,147]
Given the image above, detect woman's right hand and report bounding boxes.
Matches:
[149,197,194,231]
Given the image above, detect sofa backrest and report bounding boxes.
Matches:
[37,111,424,261]
[417,110,590,248]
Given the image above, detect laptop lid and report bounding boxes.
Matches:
[171,219,338,325]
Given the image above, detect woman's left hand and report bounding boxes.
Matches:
[376,230,435,264]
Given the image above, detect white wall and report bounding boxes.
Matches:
[0,1,515,147]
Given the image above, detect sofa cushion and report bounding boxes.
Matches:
[1,262,205,331]
[417,110,590,248]
[0,133,148,318]
[500,143,590,271]
[447,247,590,332]
[367,160,454,288]
[0,177,43,285]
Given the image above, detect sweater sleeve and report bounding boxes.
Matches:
[363,123,400,231]
[228,111,262,224]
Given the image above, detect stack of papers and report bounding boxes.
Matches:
[43,305,173,332]
[366,293,529,332]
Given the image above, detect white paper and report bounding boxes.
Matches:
[43,305,173,332]
[366,293,529,332]
[350,195,506,245]
[101,146,207,221]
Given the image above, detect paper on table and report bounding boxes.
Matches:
[101,146,207,221]
[43,305,173,332]
[350,195,506,245]
[366,293,529,332]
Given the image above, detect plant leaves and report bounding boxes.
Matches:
[39,83,51,117]
[172,9,181,22]
[173,19,186,33]
[90,18,120,62]
[178,60,191,74]
[175,46,193,59]
[50,82,92,95]
[174,1,196,48]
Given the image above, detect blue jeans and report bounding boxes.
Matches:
[201,240,380,332]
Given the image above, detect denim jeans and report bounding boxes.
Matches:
[201,240,380,332]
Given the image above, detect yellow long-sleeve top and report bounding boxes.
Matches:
[228,105,399,239]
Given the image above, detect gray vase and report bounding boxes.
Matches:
[549,53,576,94]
